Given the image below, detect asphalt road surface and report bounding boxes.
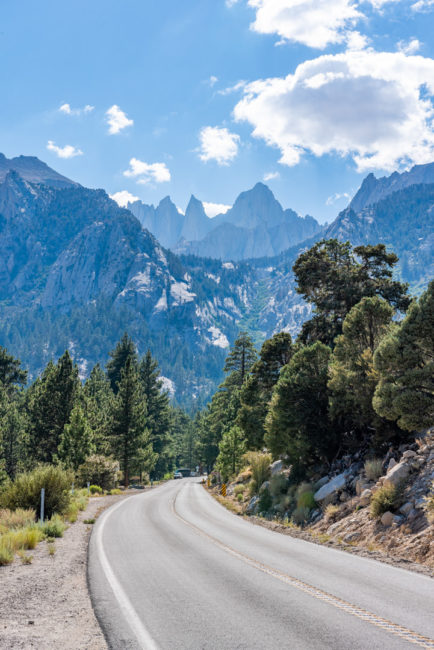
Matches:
[88,479,434,650]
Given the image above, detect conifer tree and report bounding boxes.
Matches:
[216,425,246,482]
[373,280,434,431]
[0,392,26,479]
[27,351,80,463]
[59,404,94,470]
[139,350,171,478]
[224,331,257,386]
[106,333,138,393]
[0,346,27,391]
[84,364,114,455]
[110,357,155,486]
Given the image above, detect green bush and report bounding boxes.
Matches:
[77,455,120,491]
[364,459,383,482]
[89,485,103,494]
[40,514,66,538]
[292,506,310,525]
[296,483,316,510]
[370,484,403,518]
[234,484,245,496]
[0,466,73,519]
[109,488,123,495]
[237,493,243,502]
[269,473,288,499]
[258,487,273,513]
[0,540,13,565]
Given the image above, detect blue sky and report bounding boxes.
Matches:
[1,0,434,223]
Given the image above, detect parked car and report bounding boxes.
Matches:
[174,471,183,479]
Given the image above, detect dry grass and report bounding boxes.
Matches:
[0,508,36,532]
[364,458,383,482]
[325,504,340,521]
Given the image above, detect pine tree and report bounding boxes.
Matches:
[0,346,27,392]
[0,391,26,479]
[59,404,94,470]
[84,364,114,455]
[265,342,335,469]
[373,281,434,431]
[238,332,293,449]
[216,426,246,482]
[224,331,257,386]
[27,351,80,463]
[328,297,395,444]
[106,333,138,393]
[110,358,155,486]
[139,350,171,478]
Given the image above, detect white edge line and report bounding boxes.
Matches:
[94,495,159,650]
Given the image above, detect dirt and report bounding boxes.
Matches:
[0,491,133,649]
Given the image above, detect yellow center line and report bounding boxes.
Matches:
[172,488,434,649]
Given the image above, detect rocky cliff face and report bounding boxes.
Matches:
[0,153,77,188]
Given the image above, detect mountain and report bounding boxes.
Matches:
[129,182,322,261]
[0,154,432,405]
[349,162,434,212]
[0,153,77,188]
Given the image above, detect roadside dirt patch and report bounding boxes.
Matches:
[0,492,132,649]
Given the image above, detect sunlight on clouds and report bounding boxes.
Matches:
[198,126,240,165]
[105,105,134,134]
[397,38,421,55]
[110,190,140,207]
[411,0,434,10]
[326,192,351,205]
[123,158,171,184]
[233,49,434,172]
[203,201,232,217]
[46,141,83,159]
[263,171,280,181]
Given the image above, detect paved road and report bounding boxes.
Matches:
[88,479,434,650]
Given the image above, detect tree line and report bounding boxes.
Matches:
[195,239,433,482]
[0,334,197,487]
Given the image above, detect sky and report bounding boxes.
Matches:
[1,0,434,223]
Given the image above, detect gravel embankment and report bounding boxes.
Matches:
[0,492,133,649]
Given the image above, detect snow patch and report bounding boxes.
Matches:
[160,376,175,396]
[208,326,229,349]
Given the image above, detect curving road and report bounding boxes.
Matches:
[88,479,434,650]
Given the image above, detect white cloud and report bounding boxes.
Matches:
[411,0,434,10]
[198,126,240,165]
[207,75,219,87]
[233,49,434,172]
[218,80,247,96]
[123,158,171,184]
[203,201,232,217]
[59,103,94,116]
[105,105,134,134]
[398,38,421,55]
[110,190,140,207]
[245,0,363,49]
[46,140,83,159]
[326,192,351,205]
[263,171,280,181]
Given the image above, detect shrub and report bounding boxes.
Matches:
[237,493,243,503]
[0,540,13,565]
[89,485,103,495]
[258,488,273,513]
[0,466,73,519]
[370,484,403,518]
[269,473,288,499]
[244,452,272,495]
[77,455,120,491]
[424,483,434,523]
[18,551,33,564]
[41,514,66,538]
[0,508,36,530]
[109,488,123,495]
[83,518,95,524]
[48,543,56,556]
[325,504,340,521]
[292,506,310,525]
[296,483,316,510]
[234,485,245,496]
[364,459,383,482]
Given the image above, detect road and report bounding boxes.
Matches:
[88,479,434,650]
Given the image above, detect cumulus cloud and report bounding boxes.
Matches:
[411,0,434,10]
[105,105,134,134]
[110,190,140,207]
[263,171,280,181]
[59,103,94,116]
[243,0,363,49]
[398,38,421,55]
[46,140,83,159]
[203,201,232,217]
[123,158,171,184]
[233,49,434,172]
[198,126,240,165]
[326,192,351,205]
[207,75,219,87]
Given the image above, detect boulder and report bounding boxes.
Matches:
[270,460,284,476]
[246,496,259,514]
[360,489,372,506]
[384,461,411,487]
[259,481,270,493]
[399,502,413,516]
[402,449,417,460]
[314,473,346,502]
[344,531,361,543]
[316,476,330,489]
[381,511,394,527]
[387,457,397,471]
